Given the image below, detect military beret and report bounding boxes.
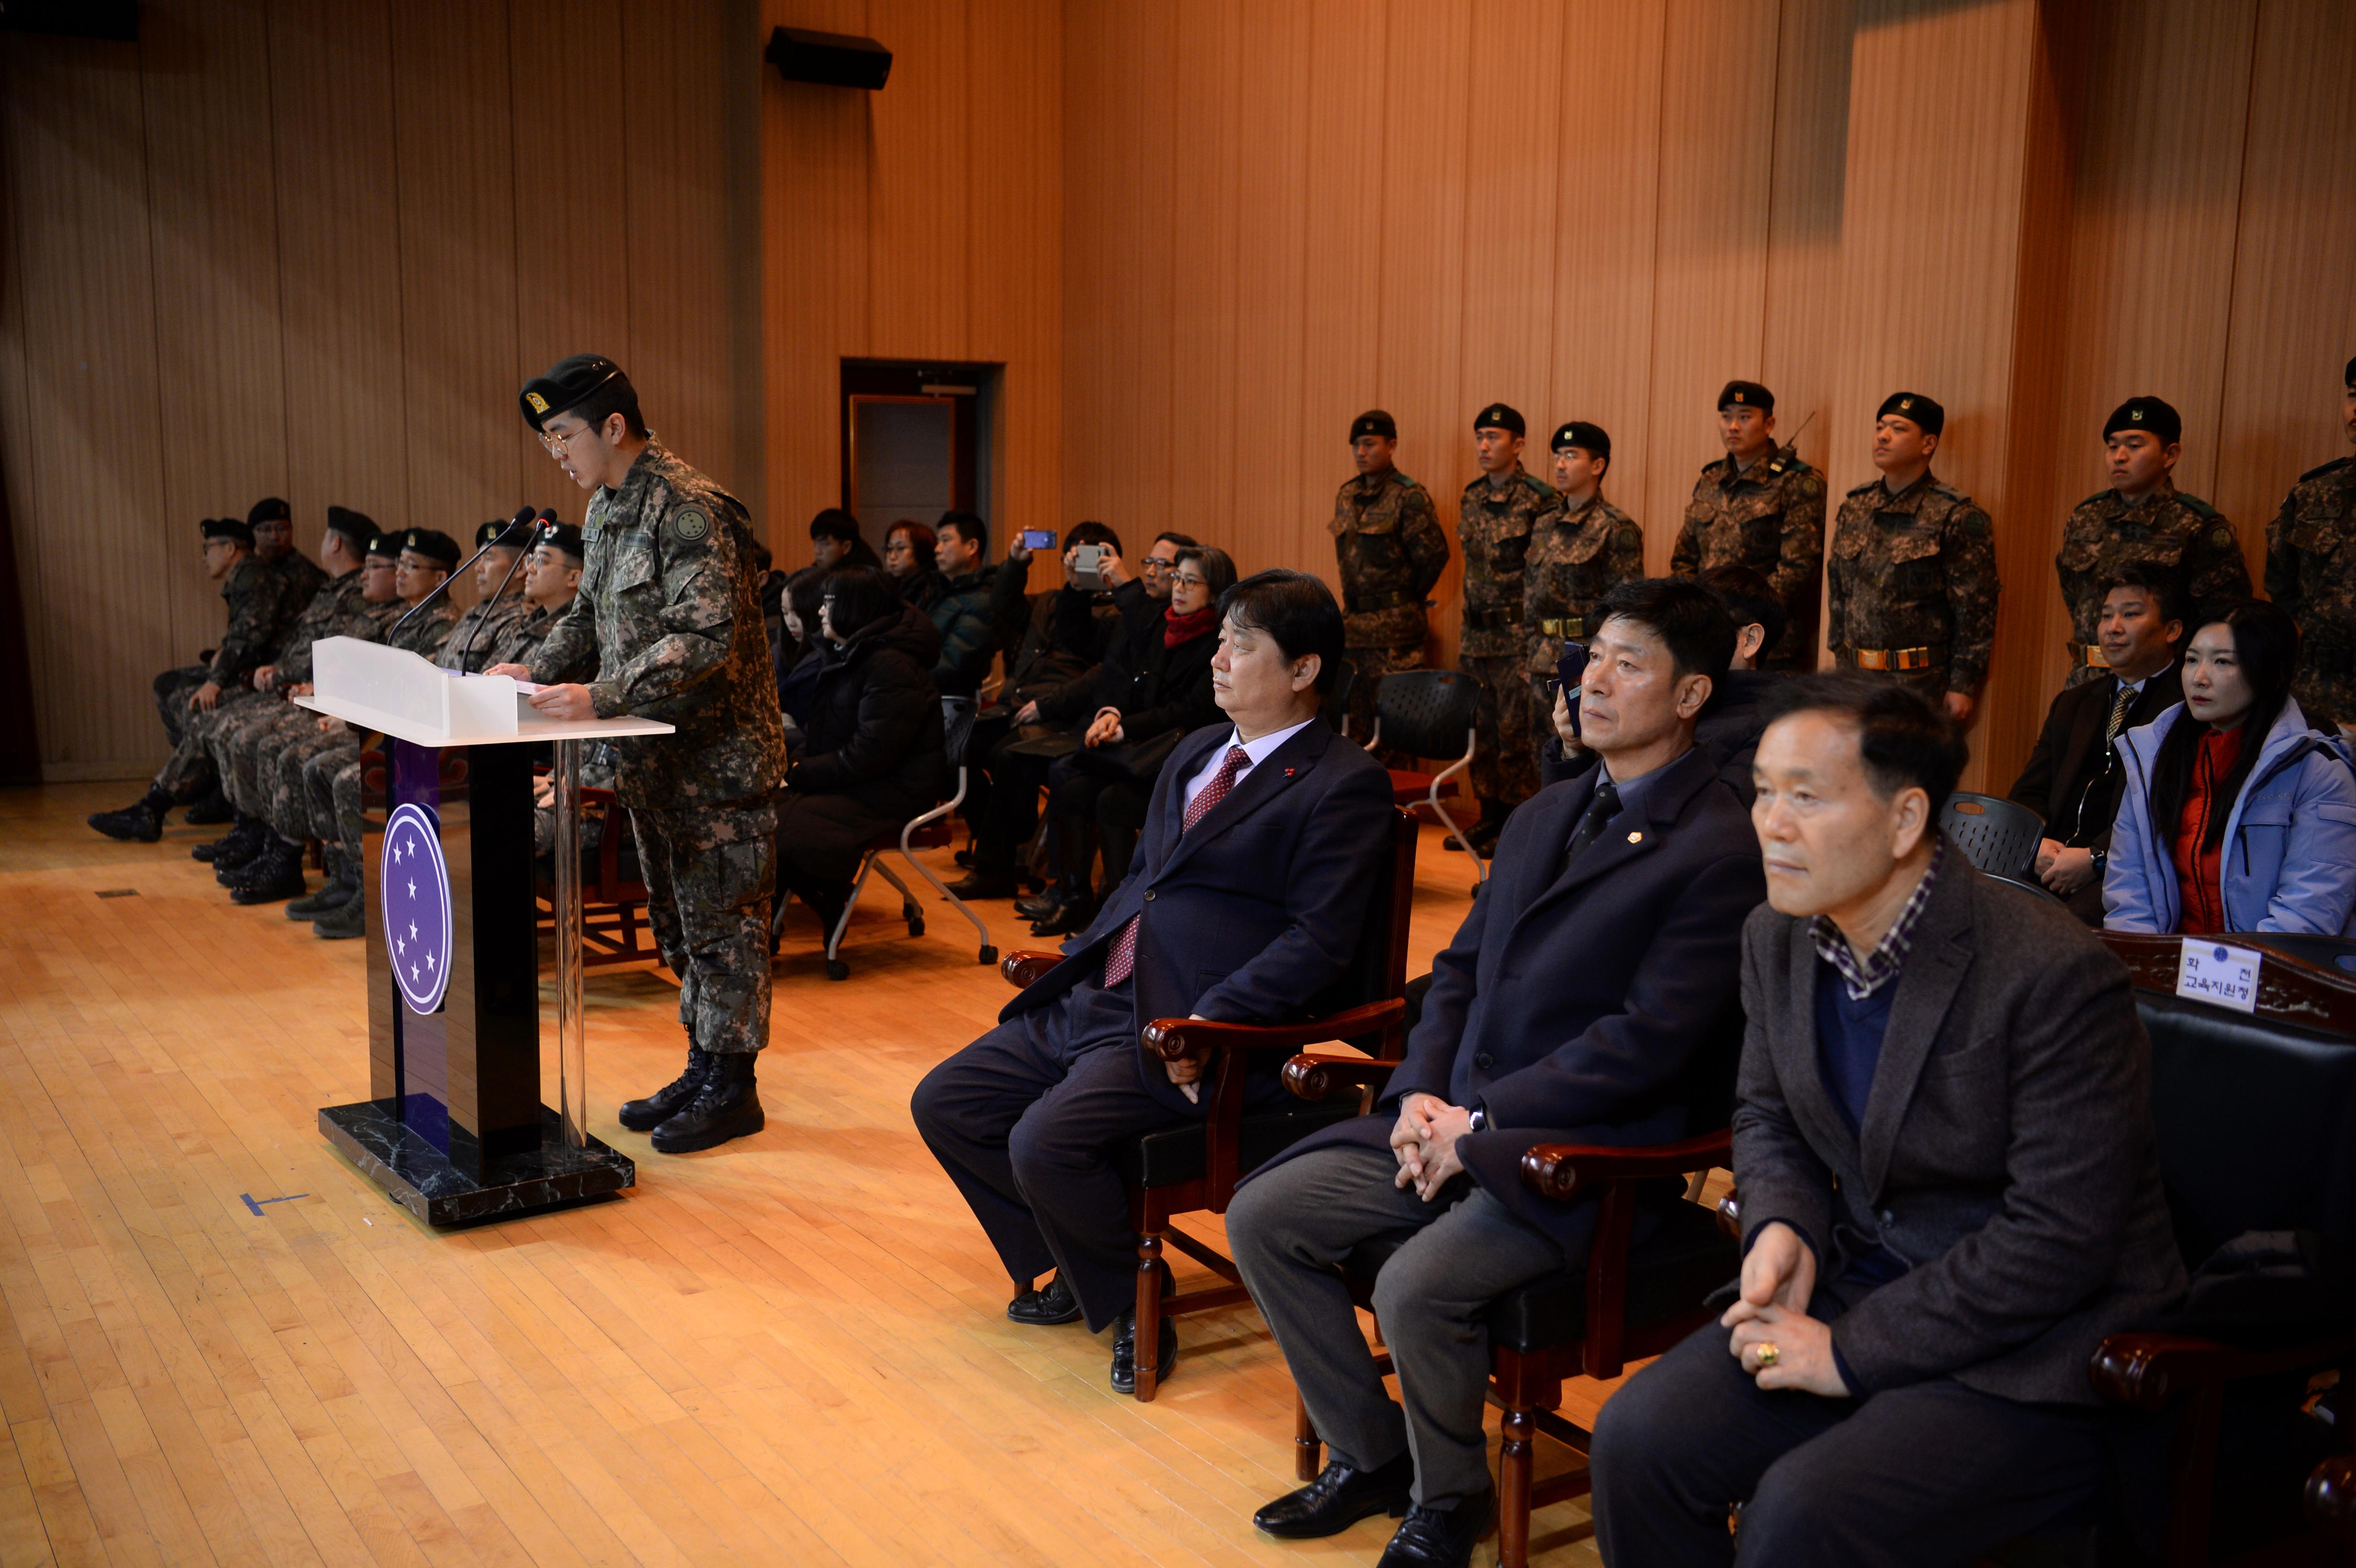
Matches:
[474,517,534,549]
[201,516,254,545]
[534,520,587,561]
[366,531,402,560]
[1718,381,1774,414]
[519,353,629,431]
[247,496,291,526]
[1550,421,1611,461]
[1473,403,1525,437]
[324,506,378,548]
[2105,396,2181,445]
[1350,410,1397,443]
[1876,391,1944,436]
[399,528,461,567]
[2345,355,2355,390]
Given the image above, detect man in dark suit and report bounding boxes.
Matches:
[1590,677,2185,1568]
[1229,577,1765,1568]
[2009,564,2186,922]
[910,571,1395,1393]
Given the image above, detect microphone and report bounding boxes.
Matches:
[457,506,540,673]
[389,506,535,642]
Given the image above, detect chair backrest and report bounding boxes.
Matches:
[2099,930,2356,1267]
[1375,669,1482,759]
[1320,658,1356,733]
[1304,806,1420,1055]
[1940,791,2043,879]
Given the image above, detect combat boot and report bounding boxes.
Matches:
[618,1048,716,1132]
[313,893,367,940]
[286,850,358,918]
[193,814,266,863]
[229,839,308,904]
[87,787,172,843]
[649,1052,764,1154]
[183,787,236,826]
[211,820,279,877]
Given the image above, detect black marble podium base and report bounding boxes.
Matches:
[321,1100,635,1226]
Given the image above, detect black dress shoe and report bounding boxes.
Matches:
[1108,1308,1178,1395]
[1253,1452,1414,1539]
[1029,898,1095,938]
[1005,1273,1082,1326]
[944,868,1019,900]
[650,1053,765,1153]
[1375,1487,1494,1568]
[618,1048,714,1132]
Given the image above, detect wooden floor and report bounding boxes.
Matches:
[0,783,1629,1567]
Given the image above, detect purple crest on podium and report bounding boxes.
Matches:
[382,802,454,1014]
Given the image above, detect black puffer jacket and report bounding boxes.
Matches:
[786,603,946,819]
[1039,613,1220,741]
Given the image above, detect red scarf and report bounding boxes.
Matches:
[1164,603,1217,647]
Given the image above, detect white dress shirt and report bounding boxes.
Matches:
[1182,718,1315,813]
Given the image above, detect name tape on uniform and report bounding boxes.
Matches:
[2175,938,2261,1014]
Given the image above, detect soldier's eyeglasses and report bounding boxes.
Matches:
[540,425,595,457]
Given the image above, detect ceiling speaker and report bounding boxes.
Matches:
[764,26,890,91]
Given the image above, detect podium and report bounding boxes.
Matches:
[297,637,674,1224]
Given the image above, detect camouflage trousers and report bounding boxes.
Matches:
[153,665,213,746]
[151,688,260,801]
[1344,642,1428,765]
[309,746,365,863]
[2294,670,2356,736]
[211,699,312,817]
[263,725,354,843]
[631,799,778,1056]
[1461,651,1539,811]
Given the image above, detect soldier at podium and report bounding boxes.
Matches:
[494,354,788,1155]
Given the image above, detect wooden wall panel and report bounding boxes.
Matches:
[1159,0,1242,544]
[968,0,1063,537]
[866,0,971,361]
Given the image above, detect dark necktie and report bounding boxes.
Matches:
[2105,681,2136,743]
[1103,744,1251,987]
[1566,778,1621,866]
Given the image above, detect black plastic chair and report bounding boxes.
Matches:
[1367,669,1483,882]
[1940,792,2043,880]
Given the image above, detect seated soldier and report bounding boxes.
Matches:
[1227,577,1763,1568]
[145,509,285,755]
[490,519,592,676]
[1589,676,2185,1568]
[439,517,534,672]
[2009,565,2186,923]
[910,570,1394,1393]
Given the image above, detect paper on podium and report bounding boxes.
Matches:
[297,636,673,746]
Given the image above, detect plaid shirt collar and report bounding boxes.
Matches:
[1811,838,1946,1002]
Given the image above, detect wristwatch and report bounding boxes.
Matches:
[1467,1105,1488,1133]
[2089,849,2108,877]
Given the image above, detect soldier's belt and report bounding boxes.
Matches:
[1853,646,1940,672]
[1345,589,1418,614]
[2069,641,2111,669]
[1461,606,1524,631]
[1536,616,1587,640]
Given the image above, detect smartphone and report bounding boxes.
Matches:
[1070,543,1107,590]
[1020,528,1057,552]
[1555,643,1589,737]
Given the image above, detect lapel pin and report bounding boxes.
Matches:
[1627,830,1644,844]
[1284,768,1297,778]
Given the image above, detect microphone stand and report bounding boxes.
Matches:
[389,507,538,642]
[458,541,532,673]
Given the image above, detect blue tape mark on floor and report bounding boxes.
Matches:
[240,1193,309,1215]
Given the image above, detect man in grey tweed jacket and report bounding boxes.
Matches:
[1592,676,2184,1568]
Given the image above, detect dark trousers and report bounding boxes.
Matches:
[909,978,1184,1330]
[973,735,1057,872]
[1591,1312,2124,1568]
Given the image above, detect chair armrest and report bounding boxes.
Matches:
[1142,999,1407,1063]
[1283,1052,1399,1101]
[1518,1129,1734,1204]
[2308,1454,2356,1543]
[1715,1187,1741,1239]
[2090,1324,2356,1411]
[1001,949,1062,988]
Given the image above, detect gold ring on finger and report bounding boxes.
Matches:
[1755,1342,1779,1369]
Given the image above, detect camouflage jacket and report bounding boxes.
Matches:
[492,602,596,684]
[208,555,284,685]
[1671,447,1826,641]
[1331,467,1449,649]
[1828,472,2001,693]
[388,599,458,661]
[530,440,788,807]
[1456,467,1555,657]
[273,571,384,686]
[264,549,328,640]
[439,588,533,673]
[2056,477,2248,647]
[1521,492,1644,676]
[2266,455,2356,654]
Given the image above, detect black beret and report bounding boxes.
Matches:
[325,506,378,548]
[534,520,587,560]
[1350,410,1397,442]
[366,531,402,559]
[400,528,461,567]
[474,518,533,549]
[1473,403,1525,437]
[2105,396,2181,445]
[247,496,291,526]
[2345,356,2355,390]
[519,353,628,431]
[1718,381,1774,414]
[1875,392,1944,436]
[202,517,254,545]
[1550,421,1611,461]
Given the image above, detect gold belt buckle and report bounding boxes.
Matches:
[1538,616,1584,639]
[1854,648,1889,671]
[1855,647,1933,672]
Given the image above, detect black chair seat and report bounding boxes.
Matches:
[1342,1197,1739,1355]
[1117,1103,1363,1188]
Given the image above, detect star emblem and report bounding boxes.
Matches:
[424,952,435,972]
[411,962,420,980]
[410,920,419,941]
[407,879,416,899]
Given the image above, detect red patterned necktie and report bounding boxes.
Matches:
[1103,743,1250,987]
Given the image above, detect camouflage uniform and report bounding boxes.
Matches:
[1670,448,1826,671]
[1331,467,1450,744]
[489,601,594,682]
[528,441,788,1057]
[1458,467,1554,809]
[438,587,533,674]
[1521,491,1644,759]
[154,555,281,745]
[1827,472,2001,701]
[264,549,328,631]
[2266,453,2356,729]
[221,589,398,819]
[533,742,620,856]
[267,601,454,849]
[2055,477,2249,686]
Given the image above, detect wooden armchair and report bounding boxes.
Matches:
[533,784,660,969]
[995,805,1420,1401]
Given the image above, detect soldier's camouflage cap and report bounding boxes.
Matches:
[2105,396,2180,446]
[475,517,534,549]
[1876,392,1944,436]
[534,520,587,561]
[325,505,378,547]
[399,528,461,566]
[1351,410,1397,442]
[247,496,291,526]
[519,353,629,431]
[366,531,402,560]
[1472,403,1526,437]
[1550,421,1611,461]
[1718,381,1774,414]
[202,516,255,545]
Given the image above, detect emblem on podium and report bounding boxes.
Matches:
[382,802,454,1014]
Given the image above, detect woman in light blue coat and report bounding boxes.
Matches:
[2105,599,2356,936]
